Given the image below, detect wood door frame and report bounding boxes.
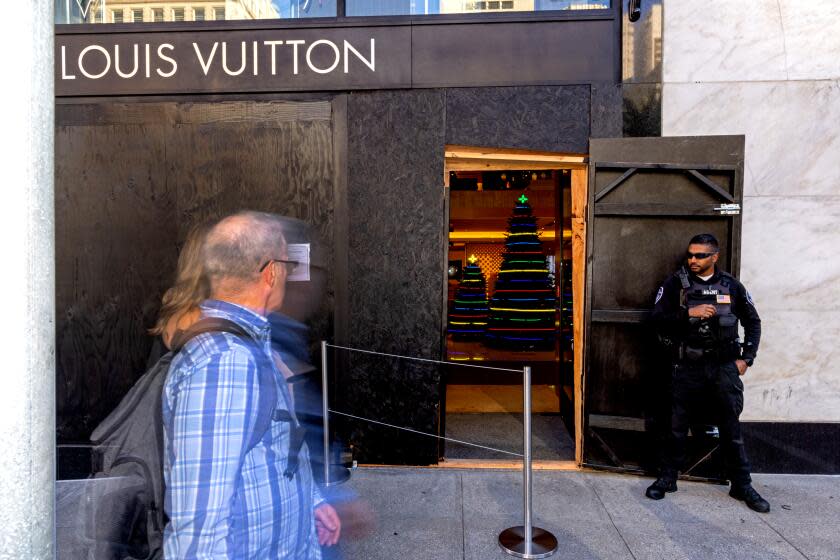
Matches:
[570,168,587,466]
[442,145,588,468]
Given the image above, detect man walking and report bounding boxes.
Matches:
[646,233,769,513]
[163,211,341,558]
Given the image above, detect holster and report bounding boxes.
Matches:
[683,345,706,361]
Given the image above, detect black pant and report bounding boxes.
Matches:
[661,360,752,487]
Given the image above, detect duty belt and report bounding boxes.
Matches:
[679,343,738,364]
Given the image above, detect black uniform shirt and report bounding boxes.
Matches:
[651,267,762,362]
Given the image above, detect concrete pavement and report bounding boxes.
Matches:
[324,468,840,560]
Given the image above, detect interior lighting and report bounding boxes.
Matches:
[448,232,557,240]
[494,289,553,293]
[494,336,546,341]
[488,328,556,332]
[489,307,554,313]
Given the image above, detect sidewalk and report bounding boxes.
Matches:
[325,467,839,560]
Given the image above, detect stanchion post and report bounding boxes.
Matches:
[523,365,533,553]
[321,340,330,486]
[498,365,558,559]
[319,341,351,487]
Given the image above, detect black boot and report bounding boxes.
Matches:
[645,477,677,500]
[729,484,770,513]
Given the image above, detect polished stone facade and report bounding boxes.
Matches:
[662,1,840,422]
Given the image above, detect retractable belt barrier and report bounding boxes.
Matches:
[319,341,558,559]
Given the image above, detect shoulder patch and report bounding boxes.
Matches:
[655,287,664,305]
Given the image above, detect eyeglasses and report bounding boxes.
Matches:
[259,259,299,273]
[686,251,718,260]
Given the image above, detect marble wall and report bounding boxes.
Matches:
[661,1,840,422]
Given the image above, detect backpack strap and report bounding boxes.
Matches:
[150,318,279,554]
[172,317,280,452]
[166,316,280,465]
[169,318,304,477]
[169,317,252,352]
[246,353,279,455]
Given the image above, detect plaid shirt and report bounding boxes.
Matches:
[163,300,323,559]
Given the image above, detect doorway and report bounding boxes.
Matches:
[440,146,586,466]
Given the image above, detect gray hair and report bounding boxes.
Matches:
[203,210,288,294]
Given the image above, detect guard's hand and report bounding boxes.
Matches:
[735,359,748,376]
[688,304,717,319]
[314,503,341,547]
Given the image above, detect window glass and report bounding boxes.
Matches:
[56,0,605,23]
[56,0,338,24]
[347,0,609,16]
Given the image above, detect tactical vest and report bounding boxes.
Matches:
[678,268,740,359]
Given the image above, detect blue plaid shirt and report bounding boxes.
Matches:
[163,300,323,559]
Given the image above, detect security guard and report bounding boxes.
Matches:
[645,234,769,513]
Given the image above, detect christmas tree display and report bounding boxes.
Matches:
[486,194,557,350]
[447,255,489,339]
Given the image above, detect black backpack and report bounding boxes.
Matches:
[85,318,279,560]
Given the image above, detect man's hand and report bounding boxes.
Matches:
[314,503,341,547]
[734,359,748,376]
[688,304,717,320]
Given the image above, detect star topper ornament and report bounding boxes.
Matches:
[468,254,478,264]
[518,194,528,204]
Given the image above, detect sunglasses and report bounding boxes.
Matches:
[259,259,300,273]
[686,251,718,260]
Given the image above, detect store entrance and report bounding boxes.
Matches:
[440,146,585,466]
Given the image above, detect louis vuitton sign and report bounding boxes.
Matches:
[56,26,412,96]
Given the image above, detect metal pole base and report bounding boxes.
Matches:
[314,464,352,487]
[499,526,558,559]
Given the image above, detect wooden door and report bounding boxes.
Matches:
[582,136,745,478]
